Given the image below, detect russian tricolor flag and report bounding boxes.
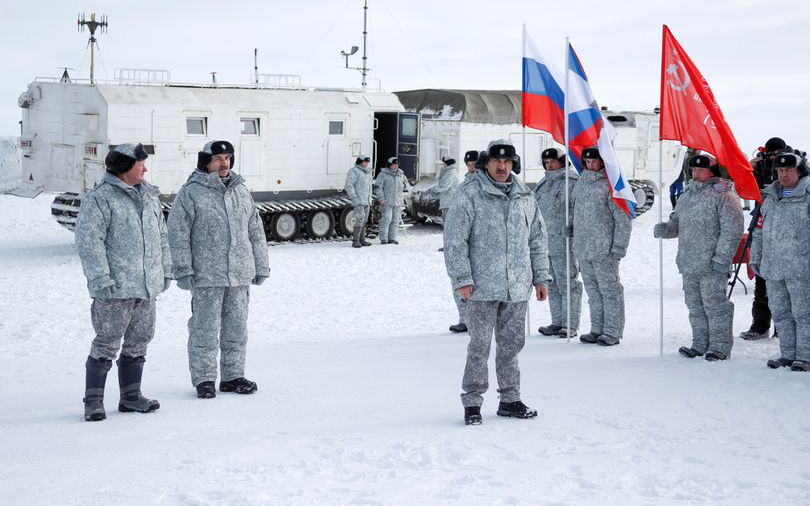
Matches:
[522,27,565,145]
[565,42,636,218]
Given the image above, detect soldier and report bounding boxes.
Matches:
[463,150,479,181]
[168,140,270,399]
[444,139,551,425]
[534,148,583,339]
[344,155,374,248]
[76,143,172,421]
[654,154,744,361]
[428,156,460,223]
[571,147,632,346]
[374,156,407,244]
[447,150,484,334]
[740,137,789,340]
[750,151,810,371]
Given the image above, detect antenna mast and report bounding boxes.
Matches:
[77,12,108,84]
[340,0,371,89]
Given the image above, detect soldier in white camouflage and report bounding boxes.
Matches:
[534,148,583,339]
[571,147,632,347]
[75,143,172,421]
[654,154,744,361]
[444,139,551,425]
[448,150,483,334]
[750,151,810,371]
[428,156,460,222]
[344,155,374,248]
[168,140,270,399]
[373,156,407,244]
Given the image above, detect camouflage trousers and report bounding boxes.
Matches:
[378,205,401,242]
[352,205,370,227]
[188,286,250,386]
[548,253,583,330]
[767,278,810,362]
[461,301,527,408]
[89,298,156,360]
[682,272,734,356]
[452,289,467,324]
[579,257,625,338]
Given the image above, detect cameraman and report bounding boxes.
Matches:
[739,137,788,340]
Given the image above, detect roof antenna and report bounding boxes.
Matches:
[58,67,75,83]
[77,12,108,84]
[210,72,217,85]
[340,0,370,89]
[254,48,259,85]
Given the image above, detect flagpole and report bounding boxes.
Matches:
[523,23,531,338]
[563,36,572,344]
[658,27,665,358]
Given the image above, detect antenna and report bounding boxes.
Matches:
[339,0,370,89]
[58,66,75,83]
[254,48,258,85]
[210,72,217,85]
[77,12,108,84]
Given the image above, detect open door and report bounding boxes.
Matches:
[373,112,420,180]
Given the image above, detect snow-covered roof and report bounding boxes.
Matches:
[394,89,521,124]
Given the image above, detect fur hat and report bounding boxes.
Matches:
[355,155,371,165]
[197,140,235,171]
[105,143,148,174]
[464,150,479,163]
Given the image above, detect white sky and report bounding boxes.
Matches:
[2,0,808,154]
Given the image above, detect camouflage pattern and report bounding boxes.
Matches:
[76,172,172,300]
[428,163,460,210]
[682,273,735,355]
[579,258,624,338]
[344,163,374,207]
[187,286,250,386]
[534,168,578,256]
[547,254,582,330]
[89,298,156,360]
[443,170,551,302]
[452,288,467,324]
[375,167,407,242]
[352,205,370,227]
[460,301,527,408]
[750,177,810,280]
[464,170,477,182]
[534,168,581,329]
[656,177,744,275]
[767,278,810,362]
[571,168,632,260]
[167,170,269,288]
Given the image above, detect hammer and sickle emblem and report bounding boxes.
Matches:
[666,59,690,93]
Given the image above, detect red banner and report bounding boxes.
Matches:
[660,25,761,202]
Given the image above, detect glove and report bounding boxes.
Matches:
[96,286,113,299]
[711,262,728,274]
[749,263,761,278]
[163,278,172,292]
[176,275,194,291]
[564,225,573,238]
[252,275,268,286]
[653,223,667,238]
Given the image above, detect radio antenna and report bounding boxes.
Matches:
[77,12,108,84]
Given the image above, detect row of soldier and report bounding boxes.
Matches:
[75,135,809,426]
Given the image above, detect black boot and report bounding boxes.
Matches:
[597,334,620,346]
[579,331,599,344]
[449,323,468,333]
[790,360,810,372]
[220,377,258,394]
[351,226,362,248]
[679,347,704,358]
[557,328,577,339]
[496,400,538,419]
[117,355,160,413]
[538,324,563,336]
[767,357,794,369]
[84,356,112,422]
[464,406,482,425]
[360,226,372,246]
[196,381,216,399]
[704,350,728,361]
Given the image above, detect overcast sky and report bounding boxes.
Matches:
[2,0,808,154]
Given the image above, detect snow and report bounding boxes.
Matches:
[1,193,809,506]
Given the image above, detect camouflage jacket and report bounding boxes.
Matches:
[167,170,269,287]
[429,164,460,210]
[344,164,373,206]
[76,172,172,300]
[373,167,407,207]
[571,168,632,260]
[443,170,551,302]
[658,178,744,275]
[534,168,578,257]
[751,177,810,280]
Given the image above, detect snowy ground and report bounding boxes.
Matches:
[1,194,809,506]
